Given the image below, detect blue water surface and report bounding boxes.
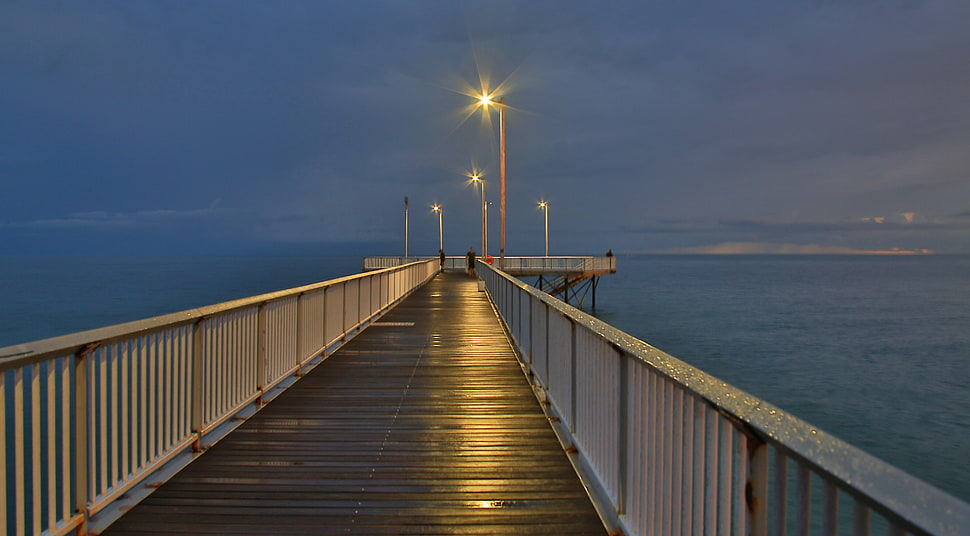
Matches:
[593,254,970,503]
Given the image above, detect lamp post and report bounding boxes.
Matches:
[470,173,487,257]
[476,95,506,269]
[431,204,443,252]
[404,196,409,257]
[538,201,549,256]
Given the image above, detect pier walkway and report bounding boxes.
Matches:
[102,272,607,535]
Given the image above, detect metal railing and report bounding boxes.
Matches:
[496,255,616,274]
[363,255,467,271]
[364,255,617,275]
[477,261,970,536]
[0,260,437,536]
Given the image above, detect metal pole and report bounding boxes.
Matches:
[438,209,443,252]
[484,200,489,258]
[499,98,506,270]
[404,196,409,258]
[481,182,487,257]
[544,204,549,256]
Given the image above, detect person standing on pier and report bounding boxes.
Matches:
[439,249,446,273]
[466,247,476,277]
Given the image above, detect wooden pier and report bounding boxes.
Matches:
[102,272,606,535]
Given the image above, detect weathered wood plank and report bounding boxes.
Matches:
[103,272,606,536]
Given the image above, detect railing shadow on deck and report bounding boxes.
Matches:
[0,260,437,536]
[477,260,970,536]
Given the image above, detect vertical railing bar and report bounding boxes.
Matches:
[543,304,550,389]
[342,281,348,337]
[59,357,71,523]
[672,386,684,536]
[98,347,108,497]
[650,372,661,536]
[853,501,871,536]
[796,464,811,536]
[74,347,92,536]
[772,449,789,536]
[191,319,204,451]
[823,481,838,536]
[735,427,750,536]
[120,342,130,482]
[704,406,718,536]
[168,331,177,453]
[224,313,234,413]
[630,366,642,535]
[569,321,577,433]
[139,337,148,468]
[180,327,188,439]
[682,394,695,536]
[160,331,171,455]
[617,349,628,516]
[693,397,706,534]
[46,359,58,528]
[30,362,42,533]
[148,333,158,463]
[214,317,223,421]
[0,370,6,534]
[718,417,733,532]
[257,304,266,403]
[750,438,770,536]
[108,345,118,490]
[296,294,304,368]
[661,378,672,534]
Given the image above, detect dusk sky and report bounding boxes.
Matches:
[2,1,969,256]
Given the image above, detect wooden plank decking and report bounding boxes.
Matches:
[103,271,607,536]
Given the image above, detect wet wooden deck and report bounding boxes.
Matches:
[103,272,607,536]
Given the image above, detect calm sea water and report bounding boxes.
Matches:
[1,254,968,503]
[594,254,970,503]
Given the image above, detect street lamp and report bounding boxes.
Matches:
[431,204,443,252]
[476,94,506,269]
[470,173,487,257]
[538,201,549,256]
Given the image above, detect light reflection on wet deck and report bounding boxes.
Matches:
[103,272,606,535]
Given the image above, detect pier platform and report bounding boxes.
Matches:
[102,272,606,535]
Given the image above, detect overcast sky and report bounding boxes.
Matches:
[2,1,969,255]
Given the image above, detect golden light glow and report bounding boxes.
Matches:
[431,204,441,213]
[538,201,548,208]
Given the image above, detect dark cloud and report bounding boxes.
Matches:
[2,0,969,255]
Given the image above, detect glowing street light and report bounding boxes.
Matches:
[431,204,443,252]
[469,173,487,257]
[475,94,506,269]
[538,201,549,256]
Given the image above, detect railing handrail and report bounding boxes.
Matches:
[477,260,970,536]
[0,261,431,371]
[0,259,438,536]
[363,255,617,274]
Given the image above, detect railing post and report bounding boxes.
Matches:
[749,437,769,536]
[190,319,204,452]
[74,345,96,536]
[295,293,303,373]
[544,303,550,388]
[617,347,628,516]
[256,302,267,406]
[569,320,577,433]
